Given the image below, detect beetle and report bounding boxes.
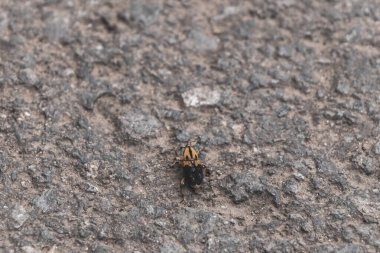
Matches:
[174,141,209,197]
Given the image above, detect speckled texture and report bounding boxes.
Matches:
[1,0,380,252]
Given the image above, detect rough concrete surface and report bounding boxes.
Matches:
[0,0,380,252]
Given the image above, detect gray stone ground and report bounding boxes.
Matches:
[0,0,380,252]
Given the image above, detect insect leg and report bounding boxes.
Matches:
[171,146,184,166]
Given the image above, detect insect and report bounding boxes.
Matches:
[174,141,209,197]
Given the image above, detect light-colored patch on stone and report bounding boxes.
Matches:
[182,87,221,107]
[184,29,219,52]
[11,204,29,228]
